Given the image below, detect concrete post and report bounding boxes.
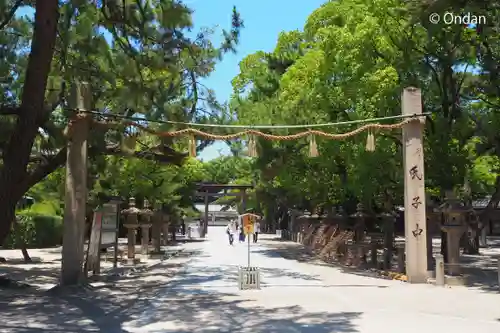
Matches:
[402,87,428,283]
[435,254,445,286]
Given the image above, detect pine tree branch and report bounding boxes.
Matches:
[0,0,23,30]
[19,144,187,198]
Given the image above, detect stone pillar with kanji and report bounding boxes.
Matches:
[402,87,428,283]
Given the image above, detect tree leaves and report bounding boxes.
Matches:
[228,0,500,213]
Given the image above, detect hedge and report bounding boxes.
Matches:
[3,213,63,249]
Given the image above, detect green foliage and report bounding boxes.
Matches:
[4,0,500,242]
[0,1,244,243]
[226,0,500,216]
[29,201,62,216]
[4,212,63,249]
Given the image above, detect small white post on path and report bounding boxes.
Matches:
[435,254,445,286]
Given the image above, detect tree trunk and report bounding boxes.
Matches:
[14,217,32,262]
[0,1,60,245]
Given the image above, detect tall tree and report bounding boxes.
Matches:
[0,0,243,245]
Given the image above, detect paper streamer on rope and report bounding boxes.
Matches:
[308,133,319,157]
[247,134,258,157]
[188,135,197,157]
[83,115,419,158]
[365,129,375,152]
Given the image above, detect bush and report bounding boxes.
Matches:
[3,212,63,249]
[29,200,61,216]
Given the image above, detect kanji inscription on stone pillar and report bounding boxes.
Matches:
[402,87,428,283]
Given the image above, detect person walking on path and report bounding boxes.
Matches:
[238,223,246,242]
[226,221,236,245]
[253,220,261,243]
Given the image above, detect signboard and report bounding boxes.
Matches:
[101,203,118,247]
[242,214,255,235]
[86,211,103,274]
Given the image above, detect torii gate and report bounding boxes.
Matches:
[194,183,254,237]
[61,84,428,285]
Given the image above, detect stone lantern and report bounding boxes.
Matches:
[350,203,368,243]
[425,194,440,272]
[438,192,468,276]
[378,206,397,270]
[288,209,300,241]
[349,203,369,266]
[152,202,164,254]
[139,199,153,257]
[331,206,347,228]
[121,197,140,264]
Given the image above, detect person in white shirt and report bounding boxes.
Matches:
[226,221,236,245]
[253,220,261,243]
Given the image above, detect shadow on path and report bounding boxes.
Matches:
[0,247,363,333]
[259,237,500,293]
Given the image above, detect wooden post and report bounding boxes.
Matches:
[61,82,91,286]
[241,189,247,212]
[402,87,428,283]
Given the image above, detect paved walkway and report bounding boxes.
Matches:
[119,227,500,333]
[2,227,499,332]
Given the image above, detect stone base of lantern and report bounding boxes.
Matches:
[122,257,141,265]
[444,274,468,286]
[428,274,468,286]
